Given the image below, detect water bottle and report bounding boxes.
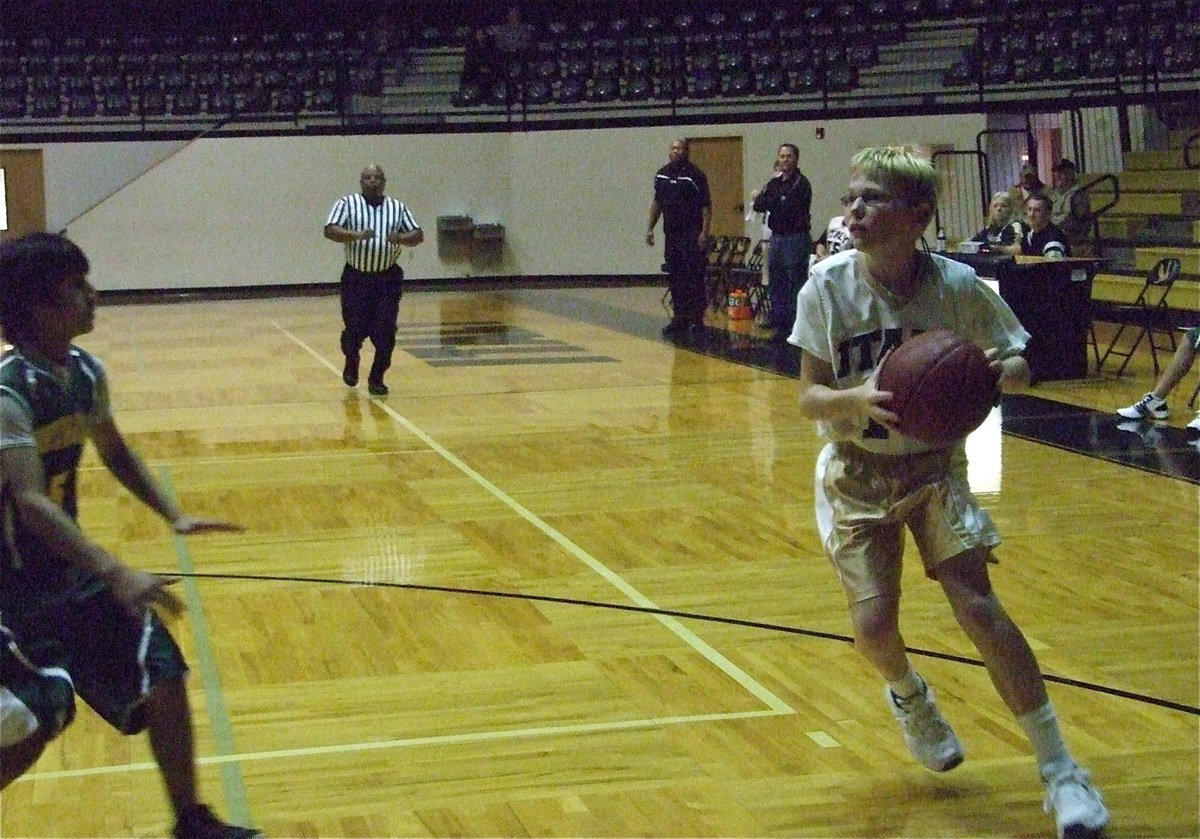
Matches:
[935,228,946,252]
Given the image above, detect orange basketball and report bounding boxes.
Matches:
[876,330,999,445]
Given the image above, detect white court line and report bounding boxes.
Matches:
[28,708,787,781]
[275,322,793,716]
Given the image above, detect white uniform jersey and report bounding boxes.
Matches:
[824,215,851,255]
[789,250,1030,455]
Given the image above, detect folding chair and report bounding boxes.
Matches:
[716,236,752,306]
[704,235,733,311]
[1096,257,1181,376]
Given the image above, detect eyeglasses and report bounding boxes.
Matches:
[840,190,897,209]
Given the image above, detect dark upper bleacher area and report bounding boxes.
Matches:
[451,2,898,109]
[1,0,1197,135]
[0,0,404,125]
[942,0,1200,87]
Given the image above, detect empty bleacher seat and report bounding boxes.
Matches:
[31,92,61,117]
[621,74,653,101]
[140,89,166,116]
[100,90,132,116]
[171,88,200,115]
[0,94,27,118]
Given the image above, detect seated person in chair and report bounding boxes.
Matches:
[1021,194,1070,259]
[971,191,1023,255]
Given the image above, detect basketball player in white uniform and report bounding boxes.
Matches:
[789,147,1109,839]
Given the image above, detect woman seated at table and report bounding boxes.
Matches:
[970,191,1024,255]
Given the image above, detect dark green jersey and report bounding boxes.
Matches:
[0,346,112,604]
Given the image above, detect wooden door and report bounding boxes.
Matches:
[687,136,743,237]
[0,149,46,240]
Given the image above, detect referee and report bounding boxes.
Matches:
[324,164,424,396]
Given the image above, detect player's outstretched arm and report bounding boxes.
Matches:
[89,419,244,535]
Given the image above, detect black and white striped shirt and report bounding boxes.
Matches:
[326,194,420,273]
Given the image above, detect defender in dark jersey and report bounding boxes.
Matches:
[0,233,259,838]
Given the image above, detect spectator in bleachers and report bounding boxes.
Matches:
[1020,193,1070,259]
[462,26,502,89]
[1048,159,1093,246]
[488,5,533,74]
[970,191,1023,255]
[1008,163,1045,222]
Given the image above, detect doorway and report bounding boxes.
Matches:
[687,136,744,237]
[0,149,46,240]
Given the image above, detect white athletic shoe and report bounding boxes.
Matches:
[886,683,964,772]
[1044,765,1109,839]
[1187,411,1200,436]
[1116,393,1169,420]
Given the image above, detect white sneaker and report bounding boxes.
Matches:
[886,683,964,772]
[1116,393,1169,420]
[1044,765,1109,839]
[1187,411,1200,436]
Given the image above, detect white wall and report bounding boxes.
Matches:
[6,113,985,291]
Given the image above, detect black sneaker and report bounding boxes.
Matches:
[342,356,359,387]
[173,804,261,839]
[367,379,389,396]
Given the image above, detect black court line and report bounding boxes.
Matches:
[174,571,1199,718]
[504,287,1200,483]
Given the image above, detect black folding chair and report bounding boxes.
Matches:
[1097,257,1182,376]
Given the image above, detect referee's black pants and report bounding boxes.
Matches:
[339,264,403,382]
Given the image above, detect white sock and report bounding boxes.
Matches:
[1016,702,1075,780]
[888,669,925,701]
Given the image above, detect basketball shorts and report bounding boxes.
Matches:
[1,624,75,747]
[2,589,188,735]
[814,442,1001,604]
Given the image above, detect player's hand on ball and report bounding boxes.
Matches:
[860,368,899,429]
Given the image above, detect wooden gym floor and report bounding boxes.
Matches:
[1,284,1196,838]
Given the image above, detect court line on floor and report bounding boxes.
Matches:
[24,707,790,781]
[160,467,256,828]
[273,322,793,716]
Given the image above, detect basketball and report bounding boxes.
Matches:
[876,330,999,445]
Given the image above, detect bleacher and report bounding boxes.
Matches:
[0,0,1195,139]
[941,0,1200,88]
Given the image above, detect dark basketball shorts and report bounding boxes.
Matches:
[2,588,188,735]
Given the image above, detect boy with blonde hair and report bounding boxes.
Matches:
[790,147,1108,839]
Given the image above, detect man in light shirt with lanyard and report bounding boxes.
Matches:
[325,164,424,396]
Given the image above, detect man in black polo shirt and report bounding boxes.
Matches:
[325,164,424,396]
[752,143,813,343]
[646,139,712,337]
[1021,193,1070,259]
